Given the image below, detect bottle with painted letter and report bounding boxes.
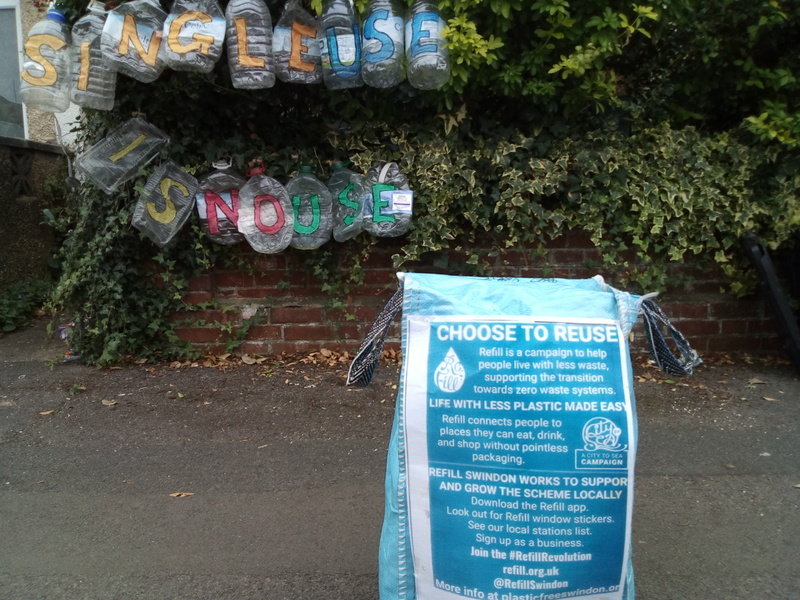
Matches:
[19,5,72,113]
[161,0,226,73]
[405,0,450,90]
[196,160,247,245]
[361,0,404,88]
[238,160,294,254]
[101,0,167,83]
[287,165,333,250]
[318,0,363,90]
[70,0,116,111]
[363,161,412,237]
[327,162,365,242]
[273,0,321,84]
[225,0,276,89]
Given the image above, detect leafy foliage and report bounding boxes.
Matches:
[38,0,800,363]
[0,279,52,333]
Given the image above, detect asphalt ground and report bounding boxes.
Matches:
[1,322,798,600]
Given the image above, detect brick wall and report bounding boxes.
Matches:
[171,231,786,360]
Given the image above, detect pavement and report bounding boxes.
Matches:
[0,321,798,600]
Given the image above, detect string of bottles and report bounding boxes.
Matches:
[133,157,414,251]
[20,0,451,113]
[72,115,413,249]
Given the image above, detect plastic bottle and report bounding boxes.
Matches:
[363,161,413,237]
[318,0,363,90]
[286,165,333,249]
[238,160,294,253]
[70,0,117,111]
[132,161,199,247]
[196,160,247,245]
[19,6,72,113]
[361,0,404,88]
[225,0,276,89]
[161,0,226,73]
[328,162,365,242]
[101,0,167,83]
[405,0,450,90]
[73,116,170,194]
[273,0,322,84]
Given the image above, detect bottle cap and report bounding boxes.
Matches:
[212,158,233,170]
[45,7,67,23]
[246,159,266,177]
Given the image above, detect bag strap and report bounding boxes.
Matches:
[640,299,702,376]
[346,286,404,386]
[346,290,702,386]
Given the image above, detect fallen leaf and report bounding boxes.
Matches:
[320,348,332,357]
[169,492,194,498]
[763,397,780,402]
[748,378,767,385]
[177,392,185,398]
[101,399,117,406]
[39,410,55,415]
[241,354,257,365]
[794,484,800,489]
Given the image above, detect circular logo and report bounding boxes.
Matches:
[582,417,625,451]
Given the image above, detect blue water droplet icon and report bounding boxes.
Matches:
[434,348,466,393]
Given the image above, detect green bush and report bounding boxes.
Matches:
[0,279,52,333]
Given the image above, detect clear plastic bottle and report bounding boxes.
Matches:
[405,0,450,90]
[318,0,363,90]
[73,116,170,194]
[273,0,322,84]
[132,161,199,247]
[328,162,365,242]
[225,0,276,89]
[361,0,404,88]
[196,160,247,245]
[101,0,167,83]
[161,0,226,73]
[363,161,413,237]
[70,0,117,111]
[19,6,73,113]
[287,165,333,249]
[238,160,294,254]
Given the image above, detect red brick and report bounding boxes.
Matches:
[183,291,214,305]
[747,318,780,336]
[252,254,287,271]
[564,231,595,249]
[175,327,225,344]
[656,300,710,320]
[188,274,212,291]
[272,306,323,323]
[214,272,255,288]
[720,320,748,335]
[363,269,399,285]
[517,267,551,279]
[231,287,274,299]
[670,319,720,336]
[548,248,586,266]
[245,325,283,340]
[336,323,362,340]
[326,304,380,323]
[709,299,763,319]
[284,324,335,341]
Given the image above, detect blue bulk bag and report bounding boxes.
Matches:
[349,273,700,600]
